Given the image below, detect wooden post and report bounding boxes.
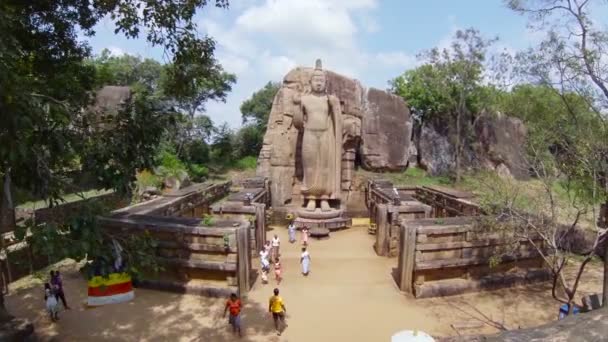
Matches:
[236,227,250,297]
[398,222,417,294]
[375,204,389,256]
[254,203,266,253]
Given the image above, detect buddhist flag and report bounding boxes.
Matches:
[87,273,134,307]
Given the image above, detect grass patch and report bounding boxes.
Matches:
[359,167,451,187]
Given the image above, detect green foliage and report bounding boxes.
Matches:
[373,167,451,187]
[0,0,233,312]
[488,255,501,269]
[161,63,236,118]
[234,156,258,170]
[90,50,163,92]
[15,203,161,279]
[202,214,214,226]
[391,29,497,181]
[233,124,264,158]
[188,163,209,182]
[81,89,175,196]
[183,140,211,165]
[210,123,236,164]
[154,149,189,182]
[134,169,161,192]
[240,81,280,129]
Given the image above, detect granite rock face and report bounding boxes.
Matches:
[473,112,528,180]
[87,85,132,130]
[418,124,454,176]
[361,88,412,171]
[257,64,412,209]
[416,113,528,180]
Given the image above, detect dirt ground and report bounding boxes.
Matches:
[6,223,604,341]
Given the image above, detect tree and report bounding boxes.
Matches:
[90,49,164,93]
[391,28,497,181]
[161,63,235,156]
[240,81,281,130]
[507,0,608,306]
[81,89,175,196]
[210,123,235,164]
[478,129,603,314]
[0,0,231,318]
[233,124,264,158]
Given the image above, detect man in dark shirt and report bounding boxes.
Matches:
[50,270,70,309]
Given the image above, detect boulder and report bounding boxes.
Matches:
[87,86,132,130]
[415,112,528,179]
[418,124,454,176]
[473,112,529,180]
[360,88,412,171]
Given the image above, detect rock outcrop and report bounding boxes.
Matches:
[361,88,412,171]
[473,112,528,180]
[87,85,132,130]
[416,112,529,180]
[257,64,412,209]
[418,124,454,176]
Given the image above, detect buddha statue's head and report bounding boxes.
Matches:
[311,59,326,94]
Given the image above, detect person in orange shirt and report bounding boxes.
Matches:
[269,288,287,336]
[223,293,242,337]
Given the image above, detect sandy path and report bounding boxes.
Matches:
[5,224,603,341]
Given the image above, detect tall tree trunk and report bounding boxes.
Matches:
[603,240,608,307]
[0,170,15,321]
[455,111,462,183]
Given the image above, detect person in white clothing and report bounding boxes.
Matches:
[288,221,296,243]
[300,247,311,276]
[271,234,280,262]
[44,283,59,321]
[260,248,270,272]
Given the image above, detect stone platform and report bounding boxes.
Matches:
[293,208,352,238]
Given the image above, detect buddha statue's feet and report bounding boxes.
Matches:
[305,200,316,211]
[320,200,331,212]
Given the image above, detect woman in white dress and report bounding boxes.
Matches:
[300,247,311,276]
[44,283,59,321]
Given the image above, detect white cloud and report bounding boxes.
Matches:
[235,0,366,51]
[359,14,380,33]
[374,52,417,69]
[197,0,423,127]
[107,46,126,56]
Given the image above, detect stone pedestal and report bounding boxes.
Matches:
[294,208,352,238]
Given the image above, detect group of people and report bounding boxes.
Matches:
[260,223,312,285]
[225,220,312,337]
[44,270,70,321]
[224,287,288,337]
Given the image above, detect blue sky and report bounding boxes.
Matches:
[87,0,544,128]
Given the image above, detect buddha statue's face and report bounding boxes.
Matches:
[311,72,326,93]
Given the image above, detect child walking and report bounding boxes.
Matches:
[274,258,282,285]
[44,283,59,321]
[301,226,309,246]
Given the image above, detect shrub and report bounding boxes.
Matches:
[234,156,257,170]
[189,163,209,182]
[135,169,161,190]
[155,150,188,182]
